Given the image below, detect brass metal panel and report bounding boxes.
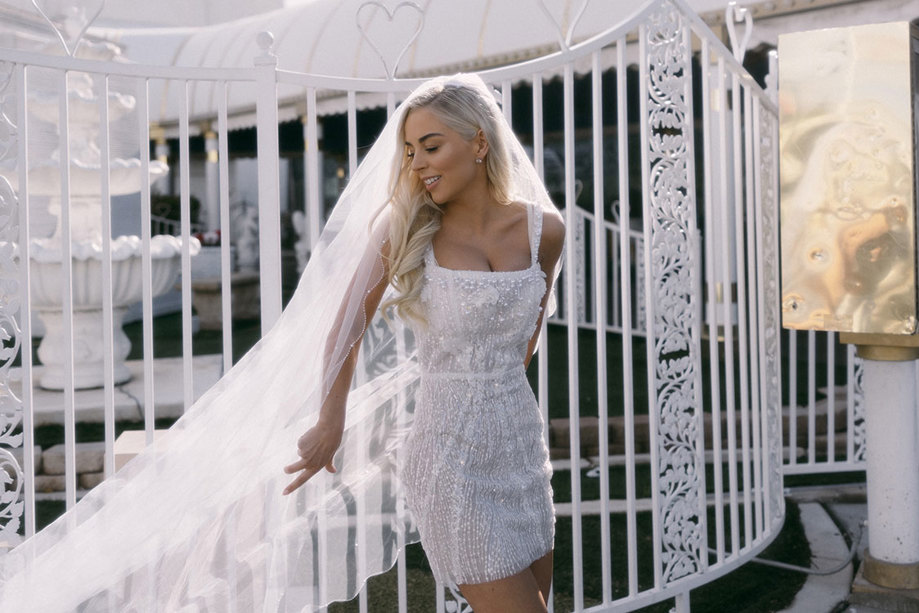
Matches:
[779,22,918,334]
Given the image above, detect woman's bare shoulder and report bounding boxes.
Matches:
[540,206,565,256]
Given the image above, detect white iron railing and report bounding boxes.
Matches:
[0,0,818,610]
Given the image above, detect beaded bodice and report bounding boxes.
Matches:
[415,203,546,377]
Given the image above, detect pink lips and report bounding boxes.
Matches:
[423,176,440,190]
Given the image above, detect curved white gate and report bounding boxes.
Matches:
[0,0,785,610]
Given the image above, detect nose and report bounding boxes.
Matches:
[410,151,425,171]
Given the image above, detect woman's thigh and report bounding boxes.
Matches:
[458,551,553,613]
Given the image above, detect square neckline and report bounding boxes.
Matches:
[427,201,542,276]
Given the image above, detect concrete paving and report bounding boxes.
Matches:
[779,501,856,613]
[776,484,902,613]
[14,354,225,426]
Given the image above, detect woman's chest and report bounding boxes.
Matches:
[418,268,546,338]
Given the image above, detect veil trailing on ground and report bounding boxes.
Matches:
[0,73,558,611]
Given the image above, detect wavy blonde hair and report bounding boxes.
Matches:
[382,80,515,325]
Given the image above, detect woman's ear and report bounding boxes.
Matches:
[475,129,490,159]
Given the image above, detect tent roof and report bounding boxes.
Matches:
[89,0,918,131]
[97,0,657,131]
[107,0,637,78]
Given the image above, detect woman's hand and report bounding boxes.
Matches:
[282,415,344,495]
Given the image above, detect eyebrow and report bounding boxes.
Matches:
[405,132,444,146]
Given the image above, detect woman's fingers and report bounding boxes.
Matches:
[281,456,337,495]
[282,468,316,496]
[283,423,343,495]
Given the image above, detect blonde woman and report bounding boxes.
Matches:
[285,76,564,611]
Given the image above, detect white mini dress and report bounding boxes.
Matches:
[401,201,555,586]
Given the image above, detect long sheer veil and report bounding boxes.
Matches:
[0,73,558,611]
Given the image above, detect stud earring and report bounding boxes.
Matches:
[475,158,483,164]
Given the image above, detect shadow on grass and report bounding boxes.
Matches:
[323,500,809,612]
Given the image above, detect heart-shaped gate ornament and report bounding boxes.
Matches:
[31,0,105,57]
[355,1,425,80]
[537,0,591,51]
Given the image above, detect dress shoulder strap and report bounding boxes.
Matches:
[526,201,544,268]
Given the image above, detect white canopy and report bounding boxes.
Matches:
[89,0,918,131]
[97,0,663,130]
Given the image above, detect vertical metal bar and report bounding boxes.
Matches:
[616,39,639,596]
[58,69,77,512]
[589,50,612,604]
[395,334,408,613]
[342,89,367,613]
[305,87,321,251]
[255,47,283,331]
[533,74,551,455]
[562,61,584,610]
[731,74,752,549]
[847,344,856,462]
[701,40,726,563]
[347,90,358,178]
[211,87,235,607]
[788,330,798,467]
[16,63,36,538]
[683,21,707,570]
[761,97,785,529]
[808,329,817,465]
[501,78,512,124]
[532,75,554,613]
[179,80,194,411]
[137,77,155,443]
[98,74,116,479]
[218,82,233,371]
[638,21,664,589]
[750,95,765,537]
[826,332,836,463]
[436,581,445,613]
[717,59,740,557]
[397,544,407,613]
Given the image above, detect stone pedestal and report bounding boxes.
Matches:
[35,307,132,389]
[191,271,260,330]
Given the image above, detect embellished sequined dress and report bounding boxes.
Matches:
[401,202,555,586]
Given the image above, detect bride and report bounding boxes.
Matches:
[0,74,563,612]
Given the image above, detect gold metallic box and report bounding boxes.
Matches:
[779,22,919,335]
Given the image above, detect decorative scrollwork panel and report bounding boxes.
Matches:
[0,59,24,546]
[758,101,785,522]
[644,3,705,584]
[852,354,866,463]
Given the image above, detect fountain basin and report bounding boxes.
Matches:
[16,235,199,390]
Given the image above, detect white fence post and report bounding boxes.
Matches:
[254,31,283,331]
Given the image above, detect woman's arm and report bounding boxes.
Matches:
[523,210,565,370]
[283,245,391,495]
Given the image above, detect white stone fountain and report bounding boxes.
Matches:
[0,41,193,390]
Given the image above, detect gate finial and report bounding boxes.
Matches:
[31,0,105,57]
[725,1,753,63]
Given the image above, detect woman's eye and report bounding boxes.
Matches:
[425,147,438,153]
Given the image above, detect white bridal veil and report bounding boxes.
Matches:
[0,73,558,611]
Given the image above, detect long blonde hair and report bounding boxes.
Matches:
[382,80,515,324]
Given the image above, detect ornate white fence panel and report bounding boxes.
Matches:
[0,0,793,611]
[782,331,867,475]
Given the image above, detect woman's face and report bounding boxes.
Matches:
[403,107,483,205]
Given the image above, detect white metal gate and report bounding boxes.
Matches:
[0,0,797,610]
